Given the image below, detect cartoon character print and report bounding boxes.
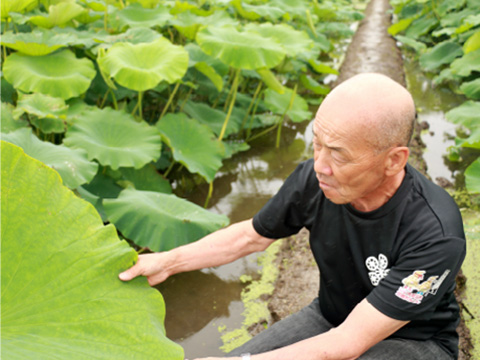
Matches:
[365,253,390,286]
[395,269,450,305]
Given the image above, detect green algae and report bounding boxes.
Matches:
[461,209,480,358]
[219,240,282,353]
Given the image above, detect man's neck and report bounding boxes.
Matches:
[350,169,406,212]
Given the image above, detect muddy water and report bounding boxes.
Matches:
[157,123,314,358]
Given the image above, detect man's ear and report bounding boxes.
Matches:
[385,147,409,176]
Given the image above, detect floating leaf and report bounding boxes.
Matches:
[196,26,286,70]
[156,113,225,183]
[1,29,76,56]
[97,38,189,91]
[0,141,183,359]
[2,128,98,189]
[3,50,96,100]
[1,102,29,133]
[111,3,172,29]
[263,88,312,123]
[460,78,480,100]
[64,107,162,170]
[103,188,230,251]
[465,158,480,193]
[419,41,463,71]
[445,101,480,128]
[29,1,86,28]
[450,49,480,77]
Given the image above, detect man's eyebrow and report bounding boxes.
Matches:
[312,129,346,153]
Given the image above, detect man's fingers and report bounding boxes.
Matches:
[119,264,141,281]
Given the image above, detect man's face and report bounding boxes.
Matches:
[312,111,389,209]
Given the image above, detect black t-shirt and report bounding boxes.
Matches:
[253,159,466,358]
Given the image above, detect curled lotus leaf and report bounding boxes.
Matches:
[64,107,162,170]
[28,2,86,28]
[103,187,230,251]
[196,26,286,70]
[0,141,184,359]
[171,9,238,40]
[3,50,96,100]
[1,29,76,56]
[156,113,225,183]
[2,128,98,189]
[97,38,189,91]
[1,102,29,133]
[111,3,172,30]
[1,0,36,19]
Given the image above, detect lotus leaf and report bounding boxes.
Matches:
[118,165,172,193]
[464,31,480,54]
[196,26,286,70]
[97,38,189,91]
[395,35,427,52]
[103,188,230,251]
[1,29,76,56]
[194,62,224,92]
[460,78,480,100]
[405,15,438,39]
[455,126,480,149]
[183,101,240,137]
[300,74,330,95]
[419,41,463,71]
[172,10,238,40]
[269,0,308,18]
[1,102,28,133]
[3,50,96,100]
[2,128,98,189]
[231,0,285,21]
[256,68,284,94]
[307,60,339,75]
[245,23,314,56]
[1,0,36,19]
[100,27,161,46]
[450,49,480,77]
[445,101,480,128]
[263,88,312,123]
[388,18,414,35]
[111,3,172,29]
[64,107,162,170]
[29,2,86,28]
[465,158,480,193]
[0,141,183,359]
[156,113,225,183]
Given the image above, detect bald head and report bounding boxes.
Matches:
[317,73,416,152]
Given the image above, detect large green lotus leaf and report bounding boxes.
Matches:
[103,187,230,251]
[97,38,188,91]
[231,0,285,21]
[244,23,314,57]
[1,29,76,56]
[1,141,183,359]
[111,3,172,29]
[460,78,480,100]
[29,1,86,28]
[183,101,240,137]
[64,107,161,170]
[196,26,286,70]
[1,102,29,133]
[464,30,480,54]
[450,49,480,77]
[3,50,96,100]
[445,101,480,129]
[172,9,238,40]
[2,128,98,189]
[465,158,480,193]
[405,15,439,39]
[263,88,312,123]
[118,165,172,193]
[99,27,161,46]
[156,113,225,183]
[269,0,308,18]
[388,18,414,36]
[1,0,36,19]
[419,41,463,71]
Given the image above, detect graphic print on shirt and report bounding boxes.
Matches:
[365,254,390,286]
[395,269,451,305]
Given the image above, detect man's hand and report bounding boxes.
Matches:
[119,253,170,286]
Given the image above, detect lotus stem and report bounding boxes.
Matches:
[158,82,180,122]
[100,88,110,108]
[306,9,318,37]
[223,68,237,112]
[246,93,262,139]
[276,84,297,148]
[179,87,194,112]
[138,91,143,120]
[247,123,277,142]
[241,81,262,132]
[204,182,213,208]
[218,68,240,142]
[164,161,176,178]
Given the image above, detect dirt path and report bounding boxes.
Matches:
[264,0,471,357]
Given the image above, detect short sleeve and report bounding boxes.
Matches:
[253,159,316,239]
[367,236,466,321]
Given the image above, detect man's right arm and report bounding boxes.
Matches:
[118,219,275,286]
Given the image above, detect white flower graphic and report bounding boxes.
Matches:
[365,253,390,286]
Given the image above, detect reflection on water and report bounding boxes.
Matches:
[157,121,314,358]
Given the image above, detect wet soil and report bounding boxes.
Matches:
[261,0,472,357]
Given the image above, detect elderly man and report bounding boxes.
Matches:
[119,73,466,360]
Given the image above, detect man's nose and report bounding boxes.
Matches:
[314,149,333,177]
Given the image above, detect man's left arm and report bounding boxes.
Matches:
[195,298,408,360]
